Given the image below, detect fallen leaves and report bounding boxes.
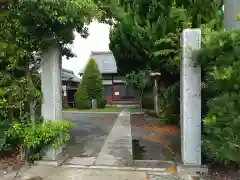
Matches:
[137,124,179,136]
[0,148,24,170]
[133,116,181,161]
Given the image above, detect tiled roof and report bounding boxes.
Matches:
[62,68,80,82]
[80,51,118,74]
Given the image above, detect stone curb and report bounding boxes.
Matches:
[177,164,208,174]
[60,164,168,172]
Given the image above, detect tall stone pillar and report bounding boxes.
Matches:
[224,0,240,29]
[180,29,201,166]
[41,41,63,160]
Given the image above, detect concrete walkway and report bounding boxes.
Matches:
[95,109,133,166]
[1,110,190,180]
[65,109,133,167]
[64,109,176,170]
[3,165,181,180]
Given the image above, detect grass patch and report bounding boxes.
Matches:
[127,107,142,112]
[64,107,122,112]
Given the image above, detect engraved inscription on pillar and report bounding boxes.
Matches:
[180,29,202,166]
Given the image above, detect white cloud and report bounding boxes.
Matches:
[62,21,110,75]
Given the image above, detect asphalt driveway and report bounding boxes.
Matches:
[63,112,119,158]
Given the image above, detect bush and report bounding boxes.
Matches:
[7,120,75,161]
[158,82,180,126]
[0,120,12,152]
[197,29,240,164]
[142,91,154,109]
[75,58,104,109]
[97,97,106,109]
[75,86,90,109]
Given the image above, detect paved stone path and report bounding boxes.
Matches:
[64,109,177,169]
[64,110,134,167]
[63,112,118,158]
[2,165,181,180]
[95,110,133,166]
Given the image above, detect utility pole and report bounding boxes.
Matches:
[224,0,240,29]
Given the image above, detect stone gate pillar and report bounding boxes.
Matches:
[180,29,201,166]
[41,41,63,161]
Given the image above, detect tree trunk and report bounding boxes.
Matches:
[139,89,144,109]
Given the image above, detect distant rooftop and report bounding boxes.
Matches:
[80,51,118,74]
[62,68,80,82]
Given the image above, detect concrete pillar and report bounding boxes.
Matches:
[180,29,201,166]
[62,85,68,107]
[41,41,63,160]
[150,72,161,115]
[154,78,159,115]
[224,0,240,29]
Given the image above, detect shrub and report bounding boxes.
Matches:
[75,58,104,109]
[7,120,75,161]
[158,82,180,126]
[142,91,154,109]
[97,97,106,109]
[0,120,12,152]
[125,71,149,109]
[197,29,240,164]
[75,86,90,109]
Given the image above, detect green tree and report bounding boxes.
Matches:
[196,29,240,164]
[75,58,105,109]
[108,0,223,75]
[75,86,90,109]
[0,0,98,159]
[125,70,149,109]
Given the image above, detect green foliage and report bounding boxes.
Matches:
[175,0,223,28]
[8,0,97,48]
[0,0,99,159]
[125,70,149,108]
[105,0,223,75]
[158,82,180,126]
[125,71,148,90]
[7,120,74,160]
[104,1,223,131]
[75,86,90,109]
[0,120,11,151]
[142,91,154,110]
[97,97,106,109]
[197,29,240,164]
[76,58,105,109]
[82,58,104,99]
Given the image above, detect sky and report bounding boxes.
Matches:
[62,21,111,75]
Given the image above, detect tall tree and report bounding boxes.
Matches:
[104,0,223,76]
[75,59,105,109]
[0,0,99,156]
